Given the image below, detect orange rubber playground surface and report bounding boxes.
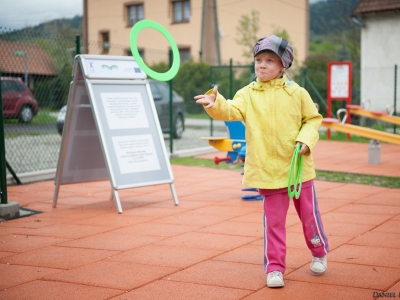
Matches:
[1,140,400,299]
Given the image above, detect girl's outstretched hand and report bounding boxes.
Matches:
[194,85,218,109]
[295,142,309,155]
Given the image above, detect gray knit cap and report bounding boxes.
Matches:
[253,35,294,69]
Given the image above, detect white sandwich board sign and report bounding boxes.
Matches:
[53,55,179,213]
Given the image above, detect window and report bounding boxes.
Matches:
[149,82,162,100]
[125,48,144,60]
[155,81,170,99]
[179,48,190,64]
[100,31,110,54]
[128,4,144,26]
[173,0,190,23]
[11,81,26,92]
[1,80,25,93]
[1,81,12,93]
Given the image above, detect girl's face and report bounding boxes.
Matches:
[254,51,285,82]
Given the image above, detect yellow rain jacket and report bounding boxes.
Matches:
[205,74,322,189]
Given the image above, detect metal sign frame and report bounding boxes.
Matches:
[53,55,179,213]
[327,61,352,139]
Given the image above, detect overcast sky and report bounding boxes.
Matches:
[0,0,83,30]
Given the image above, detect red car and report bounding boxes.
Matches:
[1,77,39,123]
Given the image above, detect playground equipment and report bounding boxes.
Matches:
[321,117,400,145]
[201,121,247,165]
[321,101,400,146]
[347,103,400,126]
[321,105,400,164]
[201,121,262,201]
[345,101,400,164]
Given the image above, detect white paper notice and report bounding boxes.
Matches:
[330,65,349,98]
[101,92,149,129]
[112,135,161,174]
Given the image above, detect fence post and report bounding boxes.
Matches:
[394,64,397,134]
[169,49,173,154]
[0,72,7,204]
[301,68,307,88]
[76,35,81,55]
[209,66,214,136]
[252,62,255,82]
[229,58,233,99]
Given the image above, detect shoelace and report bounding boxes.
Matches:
[312,256,326,264]
[268,270,283,279]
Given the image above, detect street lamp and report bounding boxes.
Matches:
[13,50,28,85]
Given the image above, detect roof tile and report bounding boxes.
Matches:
[0,40,57,76]
[353,0,400,15]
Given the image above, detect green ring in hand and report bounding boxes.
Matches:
[129,20,180,81]
[288,144,303,199]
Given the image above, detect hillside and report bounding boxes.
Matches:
[310,0,360,38]
[1,15,82,37]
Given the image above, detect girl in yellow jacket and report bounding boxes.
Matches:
[195,35,329,288]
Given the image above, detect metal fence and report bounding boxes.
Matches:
[0,28,230,184]
[1,29,77,184]
[1,28,399,185]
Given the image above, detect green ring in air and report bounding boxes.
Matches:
[130,20,180,81]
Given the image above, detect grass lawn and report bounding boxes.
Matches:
[4,108,57,125]
[186,113,211,120]
[174,117,400,188]
[319,131,371,143]
[170,157,400,189]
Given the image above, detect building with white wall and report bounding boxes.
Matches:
[352,0,400,113]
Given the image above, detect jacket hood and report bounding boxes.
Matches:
[249,74,299,95]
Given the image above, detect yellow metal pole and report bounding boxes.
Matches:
[321,121,400,145]
[348,108,400,126]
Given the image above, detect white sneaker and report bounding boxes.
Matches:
[266,270,284,288]
[310,255,327,275]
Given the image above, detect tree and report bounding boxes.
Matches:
[309,0,360,66]
[173,61,211,114]
[235,10,260,59]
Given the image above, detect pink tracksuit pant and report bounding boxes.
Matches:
[259,180,329,274]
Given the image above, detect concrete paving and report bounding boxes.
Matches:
[1,140,400,299]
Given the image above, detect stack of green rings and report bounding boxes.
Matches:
[288,144,303,199]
